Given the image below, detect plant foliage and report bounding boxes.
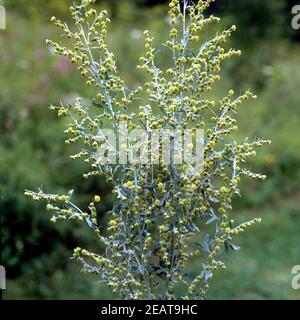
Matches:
[25,0,270,300]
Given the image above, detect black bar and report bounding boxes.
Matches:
[0,300,298,319]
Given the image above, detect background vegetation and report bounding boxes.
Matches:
[1,0,300,299]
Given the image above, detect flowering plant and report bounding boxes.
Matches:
[25,0,270,300]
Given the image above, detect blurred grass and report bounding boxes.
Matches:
[1,1,300,299]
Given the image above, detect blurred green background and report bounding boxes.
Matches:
[1,0,300,299]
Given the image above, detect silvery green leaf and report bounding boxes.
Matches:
[85,217,93,228]
[224,241,240,253]
[196,238,211,253]
[122,249,134,255]
[209,195,219,203]
[67,189,74,197]
[206,215,218,225]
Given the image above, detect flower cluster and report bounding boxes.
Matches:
[26,0,270,299]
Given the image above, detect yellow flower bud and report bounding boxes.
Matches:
[154,199,160,206]
[94,195,101,203]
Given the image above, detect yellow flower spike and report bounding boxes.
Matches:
[126,181,134,188]
[92,141,98,149]
[209,141,216,148]
[195,249,201,256]
[109,220,117,226]
[158,182,163,189]
[94,195,101,203]
[220,186,227,193]
[200,205,207,212]
[159,225,165,232]
[154,199,161,206]
[225,228,231,234]
[50,217,56,223]
[218,207,225,214]
[59,195,68,202]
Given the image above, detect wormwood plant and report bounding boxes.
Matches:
[25,0,271,300]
